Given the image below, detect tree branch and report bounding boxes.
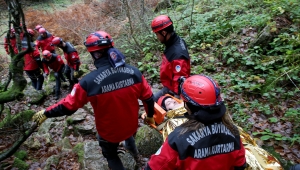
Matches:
[0,124,38,162]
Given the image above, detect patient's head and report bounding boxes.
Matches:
[157,96,184,111]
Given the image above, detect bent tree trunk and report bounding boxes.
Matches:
[0,0,38,162]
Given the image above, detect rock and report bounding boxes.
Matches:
[82,141,136,170]
[67,109,87,125]
[63,125,74,137]
[39,133,52,146]
[251,25,273,48]
[83,102,94,115]
[83,141,109,170]
[119,152,136,170]
[135,125,163,157]
[57,137,73,151]
[74,124,95,136]
[23,86,46,104]
[37,119,55,136]
[44,155,60,170]
[23,136,41,150]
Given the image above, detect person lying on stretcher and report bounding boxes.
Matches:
[142,76,283,170]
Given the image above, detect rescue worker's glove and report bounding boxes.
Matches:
[144,116,155,125]
[74,71,79,78]
[32,110,47,126]
[43,73,48,78]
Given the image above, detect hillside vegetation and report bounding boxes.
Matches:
[0,0,299,169]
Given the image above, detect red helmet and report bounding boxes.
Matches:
[42,50,52,59]
[35,25,43,31]
[10,28,15,34]
[27,29,35,36]
[51,37,63,46]
[180,75,223,107]
[39,28,46,34]
[157,95,172,111]
[151,15,173,33]
[84,31,114,52]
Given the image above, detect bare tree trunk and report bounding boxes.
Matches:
[122,0,142,52]
[0,0,38,162]
[0,0,33,104]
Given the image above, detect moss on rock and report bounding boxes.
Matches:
[13,157,29,170]
[0,110,35,128]
[135,125,163,157]
[14,150,27,160]
[73,143,84,166]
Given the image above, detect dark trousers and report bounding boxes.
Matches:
[64,65,78,88]
[25,69,44,90]
[54,65,66,95]
[97,134,139,170]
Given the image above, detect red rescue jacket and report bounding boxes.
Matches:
[42,54,65,74]
[22,36,41,71]
[160,33,190,94]
[4,36,19,55]
[23,46,41,71]
[61,42,81,70]
[36,32,55,52]
[44,54,154,143]
[146,122,246,170]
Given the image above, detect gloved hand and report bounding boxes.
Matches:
[32,110,47,126]
[144,116,155,125]
[43,73,48,78]
[74,71,79,78]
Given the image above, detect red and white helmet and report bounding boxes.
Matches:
[180,75,223,107]
[151,15,173,33]
[84,31,114,52]
[38,28,46,34]
[35,25,43,31]
[157,95,172,111]
[51,37,63,46]
[27,29,35,36]
[10,28,15,34]
[42,50,52,59]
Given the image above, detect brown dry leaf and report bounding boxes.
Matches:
[291,148,300,158]
[286,153,294,160]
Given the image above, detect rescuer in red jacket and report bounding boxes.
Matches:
[36,28,55,53]
[4,28,19,55]
[145,75,246,170]
[22,29,44,90]
[32,31,155,170]
[51,37,81,89]
[151,15,191,102]
[41,50,66,100]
